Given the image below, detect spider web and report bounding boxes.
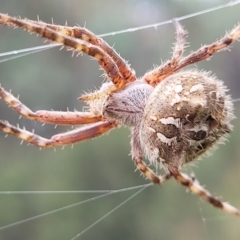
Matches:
[0,1,240,240]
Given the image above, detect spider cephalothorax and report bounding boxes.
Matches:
[0,14,240,216]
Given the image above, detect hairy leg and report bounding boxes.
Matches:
[131,127,172,184]
[169,167,240,217]
[0,17,136,83]
[144,20,187,86]
[0,120,117,147]
[134,157,172,184]
[27,19,136,83]
[0,84,102,125]
[144,22,240,86]
[0,13,127,89]
[178,24,240,70]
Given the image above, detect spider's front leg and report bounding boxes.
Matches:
[16,19,136,83]
[0,83,118,146]
[0,120,117,147]
[0,13,132,89]
[0,84,102,125]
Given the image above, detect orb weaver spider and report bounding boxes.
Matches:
[0,13,240,216]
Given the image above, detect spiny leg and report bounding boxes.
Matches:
[0,84,102,125]
[131,127,172,184]
[145,22,240,86]
[169,167,240,217]
[29,111,102,125]
[171,20,187,59]
[58,25,136,83]
[0,17,136,83]
[134,157,172,184]
[19,19,136,83]
[0,120,117,147]
[0,13,126,89]
[178,23,240,70]
[144,20,187,86]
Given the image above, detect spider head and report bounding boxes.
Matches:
[102,81,153,126]
[80,80,153,126]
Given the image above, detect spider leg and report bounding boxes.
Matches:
[135,157,172,184]
[0,13,128,89]
[0,84,102,125]
[131,127,172,184]
[0,17,136,83]
[169,167,240,217]
[171,20,187,59]
[177,23,240,70]
[21,19,136,83]
[0,120,117,147]
[145,22,240,86]
[144,20,187,86]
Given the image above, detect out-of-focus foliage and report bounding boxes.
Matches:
[0,1,240,240]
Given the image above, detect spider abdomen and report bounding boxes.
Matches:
[140,70,234,169]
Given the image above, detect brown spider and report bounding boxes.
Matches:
[0,13,240,216]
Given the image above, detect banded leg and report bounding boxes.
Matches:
[177,23,240,71]
[144,20,187,86]
[24,19,136,83]
[0,84,102,125]
[0,120,117,147]
[0,17,136,83]
[134,157,172,184]
[0,13,126,89]
[145,22,240,86]
[131,127,172,184]
[169,167,240,217]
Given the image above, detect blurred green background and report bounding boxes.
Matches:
[0,0,240,240]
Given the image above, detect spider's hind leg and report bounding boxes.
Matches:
[144,20,187,86]
[134,157,172,184]
[169,167,240,217]
[131,127,172,184]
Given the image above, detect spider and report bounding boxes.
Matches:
[0,13,240,217]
